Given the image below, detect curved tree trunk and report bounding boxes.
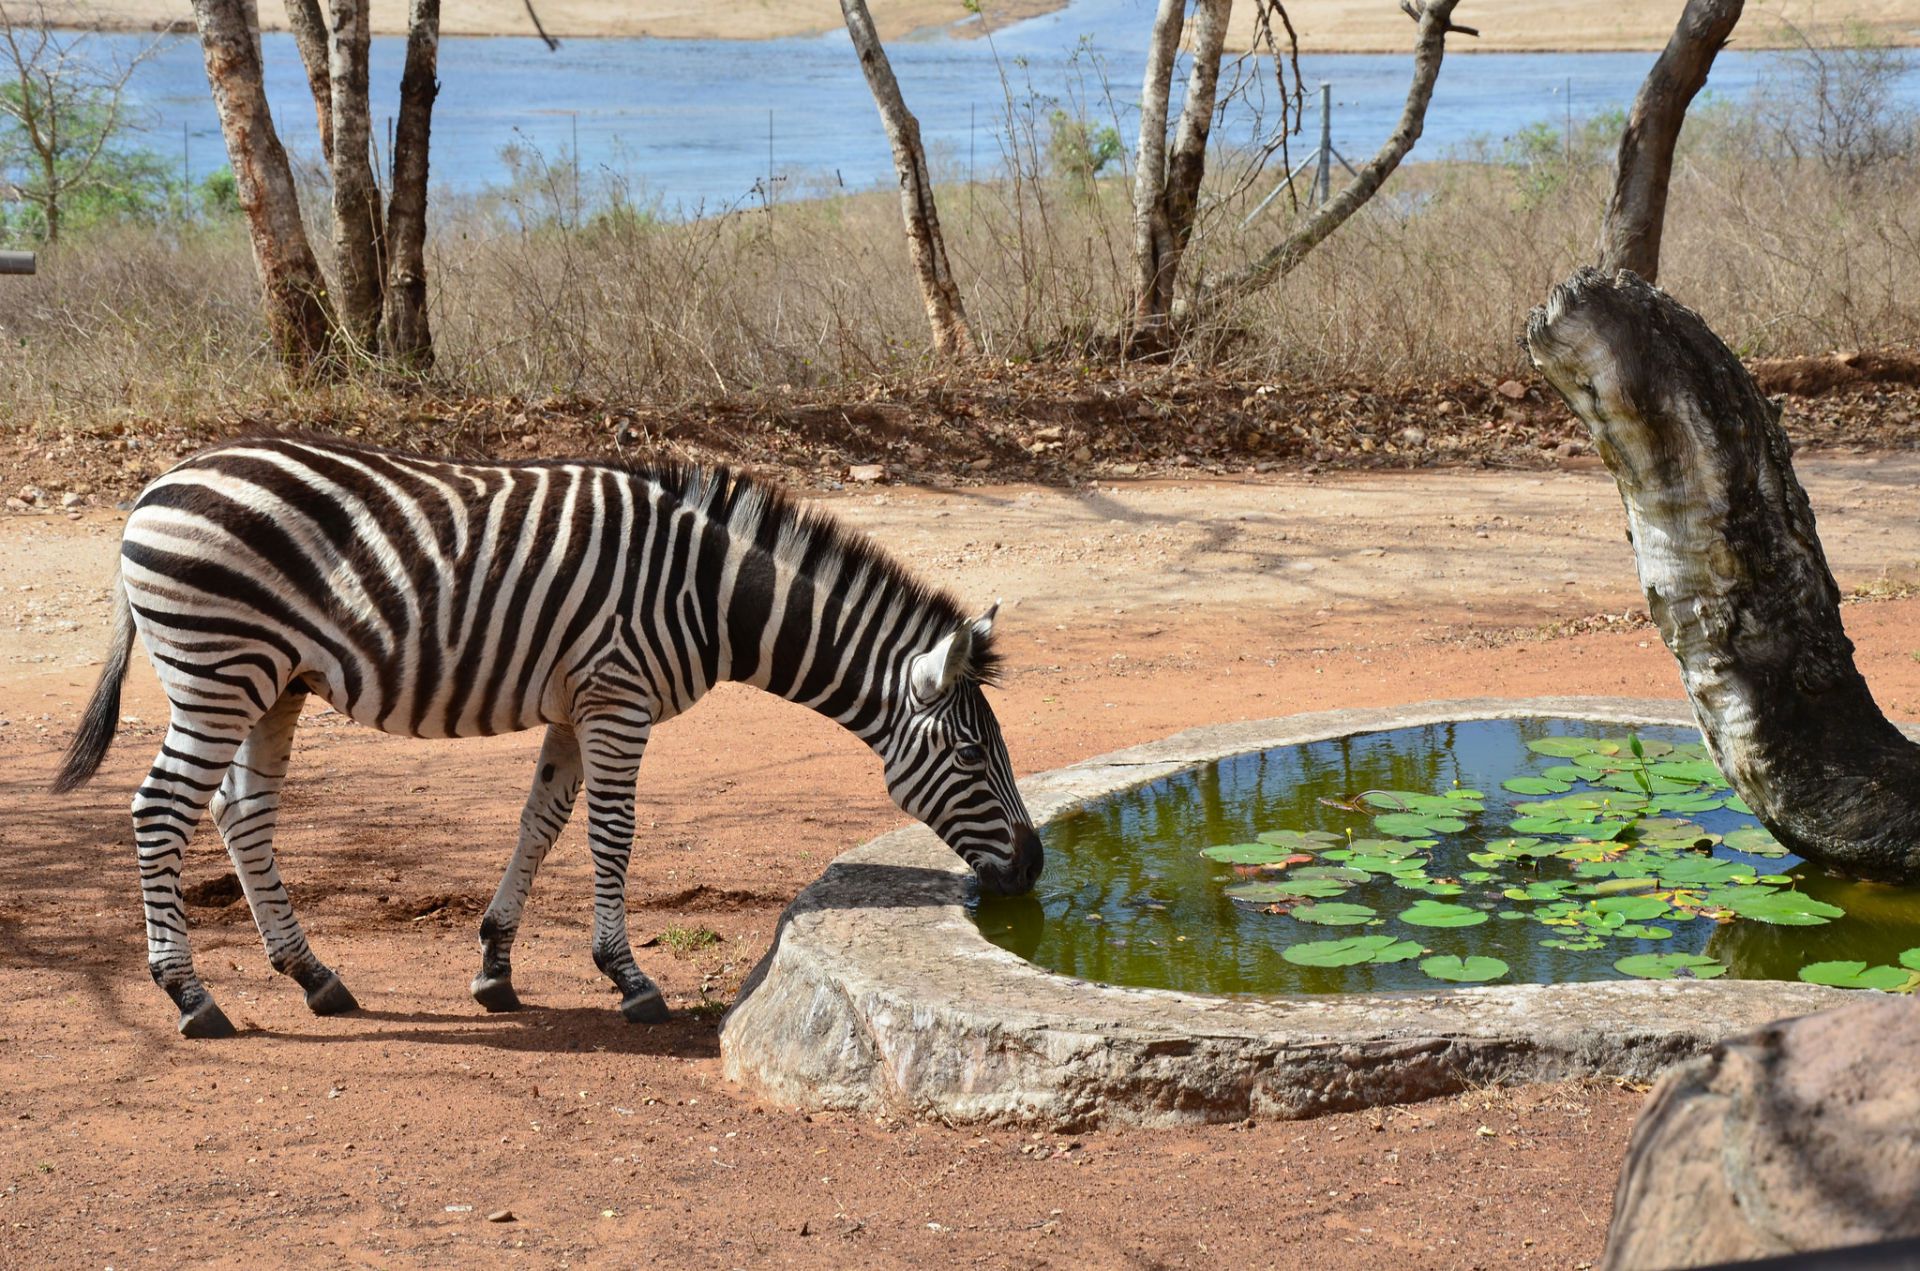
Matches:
[1526,268,1920,883]
[1598,0,1743,283]
[190,0,334,369]
[1207,0,1472,299]
[382,0,439,367]
[327,0,386,354]
[840,0,972,359]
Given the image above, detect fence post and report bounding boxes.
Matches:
[1315,82,1333,206]
[0,250,37,275]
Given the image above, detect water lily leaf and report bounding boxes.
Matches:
[1701,886,1844,926]
[1504,880,1576,902]
[1420,954,1508,983]
[1512,816,1631,839]
[1461,869,1495,883]
[1347,837,1434,857]
[1723,826,1788,858]
[1903,949,1920,972]
[1541,764,1604,783]
[1362,790,1480,815]
[1644,792,1726,815]
[1290,901,1378,926]
[1497,910,1530,920]
[1649,759,1726,786]
[1615,952,1726,980]
[1202,842,1311,866]
[1587,876,1659,895]
[1293,865,1370,883]
[1725,795,1755,815]
[1542,936,1604,951]
[1374,811,1468,837]
[1396,879,1465,896]
[1503,776,1571,795]
[1224,878,1352,903]
[1649,857,1755,888]
[1527,737,1611,758]
[1516,793,1647,815]
[1400,900,1488,928]
[1283,935,1425,967]
[1255,829,1343,849]
[1597,771,1698,795]
[1798,961,1920,992]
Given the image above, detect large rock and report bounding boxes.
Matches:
[1601,998,1920,1270]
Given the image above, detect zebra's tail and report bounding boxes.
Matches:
[51,572,135,795]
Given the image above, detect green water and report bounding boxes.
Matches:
[973,719,1920,995]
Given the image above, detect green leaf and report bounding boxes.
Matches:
[1510,816,1630,839]
[1503,776,1571,795]
[1373,811,1468,837]
[1723,826,1788,858]
[1648,759,1726,786]
[1255,829,1343,849]
[1201,842,1302,865]
[1420,954,1508,983]
[1282,935,1426,967]
[1399,900,1488,928]
[1798,961,1920,992]
[1648,856,1754,887]
[1725,795,1755,815]
[1702,886,1844,926]
[1541,764,1604,783]
[1290,901,1378,926]
[1592,894,1671,921]
[1615,952,1726,980]
[1527,737,1609,758]
[1902,949,1920,972]
[1293,866,1369,882]
[1223,878,1352,903]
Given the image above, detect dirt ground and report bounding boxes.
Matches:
[4,456,1919,1268]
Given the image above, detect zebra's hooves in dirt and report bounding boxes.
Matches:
[470,974,522,1012]
[177,997,237,1039]
[619,986,669,1025]
[305,973,359,1016]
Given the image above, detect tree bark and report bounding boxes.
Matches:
[382,0,439,366]
[327,0,386,354]
[1598,0,1743,283]
[189,0,334,369]
[1209,0,1471,298]
[840,0,972,358]
[1129,0,1231,346]
[1526,268,1920,883]
[282,0,333,162]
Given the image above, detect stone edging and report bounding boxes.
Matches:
[720,698,1885,1129]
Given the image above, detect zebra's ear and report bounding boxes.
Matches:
[969,600,999,642]
[909,624,974,704]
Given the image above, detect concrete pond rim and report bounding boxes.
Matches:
[721,697,1901,1129]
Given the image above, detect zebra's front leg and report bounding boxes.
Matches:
[471,724,582,1012]
[136,712,253,1038]
[210,687,357,1017]
[576,708,668,1024]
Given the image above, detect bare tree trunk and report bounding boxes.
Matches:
[382,0,438,366]
[1209,0,1474,298]
[840,0,972,358]
[1526,268,1920,884]
[1598,0,1742,283]
[327,0,386,354]
[189,0,333,369]
[282,0,332,161]
[1128,0,1232,348]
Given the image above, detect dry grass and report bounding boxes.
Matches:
[4,102,1918,437]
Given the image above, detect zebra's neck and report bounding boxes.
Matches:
[698,475,954,742]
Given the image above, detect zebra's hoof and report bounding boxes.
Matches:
[470,974,521,1012]
[178,998,237,1040]
[619,986,669,1025]
[305,973,359,1016]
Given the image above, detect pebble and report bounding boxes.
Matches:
[485,1209,517,1223]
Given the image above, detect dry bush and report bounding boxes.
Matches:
[4,67,1918,434]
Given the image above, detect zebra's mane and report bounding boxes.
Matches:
[664,461,1004,688]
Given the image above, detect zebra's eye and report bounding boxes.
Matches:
[954,743,987,768]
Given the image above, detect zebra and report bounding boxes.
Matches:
[52,435,1043,1039]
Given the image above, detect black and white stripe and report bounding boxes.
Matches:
[54,436,1042,1038]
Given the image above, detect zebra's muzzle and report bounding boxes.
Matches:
[974,825,1044,896]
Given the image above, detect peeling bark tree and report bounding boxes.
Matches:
[282,0,332,160]
[1210,0,1474,299]
[327,0,387,353]
[1526,268,1920,883]
[381,0,439,366]
[1129,0,1231,348]
[1598,0,1743,283]
[189,0,333,368]
[840,0,972,358]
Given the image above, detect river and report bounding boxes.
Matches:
[70,0,1920,213]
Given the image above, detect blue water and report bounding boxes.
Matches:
[66,0,1920,212]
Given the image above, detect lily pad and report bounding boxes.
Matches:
[1420,954,1508,983]
[1202,842,1310,866]
[1527,737,1612,758]
[1255,829,1343,849]
[1723,826,1788,858]
[1511,816,1631,840]
[1374,811,1469,837]
[1503,776,1571,795]
[1592,894,1672,921]
[1224,878,1353,903]
[1283,935,1426,967]
[1797,961,1920,992]
[1615,952,1726,980]
[1290,901,1378,926]
[1702,886,1845,926]
[1399,900,1488,928]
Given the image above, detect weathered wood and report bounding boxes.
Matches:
[1526,268,1920,883]
[381,0,439,367]
[1598,0,1743,283]
[189,0,334,369]
[840,0,971,358]
[1209,0,1469,298]
[1130,0,1231,347]
[326,0,387,353]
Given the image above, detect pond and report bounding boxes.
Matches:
[974,719,1920,996]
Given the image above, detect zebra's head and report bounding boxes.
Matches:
[882,603,1043,896]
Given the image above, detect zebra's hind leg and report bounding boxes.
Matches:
[577,708,668,1024]
[136,711,255,1038]
[471,724,583,1012]
[211,686,357,1017]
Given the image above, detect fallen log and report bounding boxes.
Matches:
[1525,268,1920,883]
